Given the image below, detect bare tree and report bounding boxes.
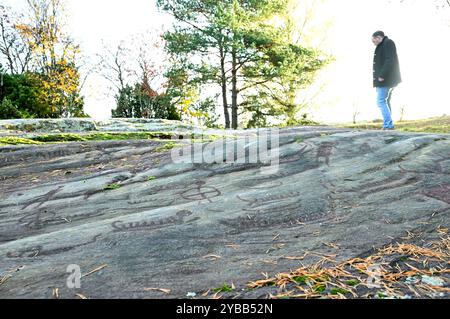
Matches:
[22,0,79,73]
[97,30,167,95]
[132,32,166,95]
[97,41,131,92]
[0,5,32,74]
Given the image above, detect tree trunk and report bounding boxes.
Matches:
[219,47,230,129]
[231,47,238,130]
[286,82,297,125]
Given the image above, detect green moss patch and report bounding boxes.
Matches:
[213,284,234,293]
[154,142,183,152]
[345,279,360,286]
[103,183,122,191]
[0,137,43,145]
[330,288,350,295]
[0,131,228,146]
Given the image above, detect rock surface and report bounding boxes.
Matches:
[0,118,203,135]
[0,119,449,299]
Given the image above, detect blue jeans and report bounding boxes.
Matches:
[376,87,394,129]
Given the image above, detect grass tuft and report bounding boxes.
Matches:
[213,284,234,293]
[103,183,121,191]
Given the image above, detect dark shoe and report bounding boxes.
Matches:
[382,127,395,131]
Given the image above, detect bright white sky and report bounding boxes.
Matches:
[4,0,450,123]
[311,0,450,123]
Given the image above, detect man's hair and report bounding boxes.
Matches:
[372,31,385,38]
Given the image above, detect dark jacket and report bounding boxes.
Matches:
[373,36,402,88]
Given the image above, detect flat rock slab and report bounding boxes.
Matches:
[0,125,449,298]
[0,118,203,135]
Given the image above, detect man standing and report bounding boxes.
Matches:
[372,31,402,130]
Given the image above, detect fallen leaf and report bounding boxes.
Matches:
[144,287,171,294]
[82,264,107,277]
[201,289,210,297]
[52,288,60,299]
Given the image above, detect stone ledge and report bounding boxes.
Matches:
[0,118,204,134]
